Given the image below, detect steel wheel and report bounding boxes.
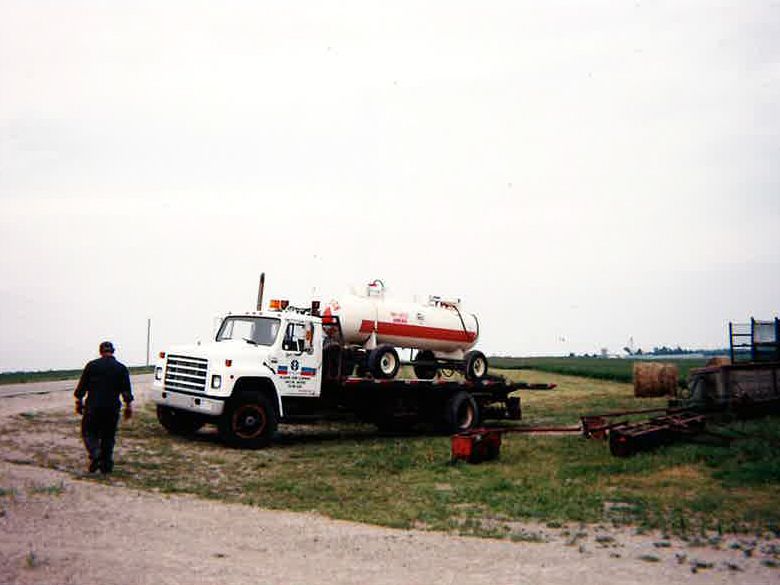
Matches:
[464,350,489,381]
[231,404,268,439]
[380,352,397,376]
[219,391,278,448]
[368,345,400,379]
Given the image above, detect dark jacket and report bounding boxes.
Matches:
[74,356,134,410]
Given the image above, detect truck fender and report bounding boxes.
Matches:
[230,376,284,418]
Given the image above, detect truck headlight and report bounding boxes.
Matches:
[155,367,163,381]
[211,375,222,389]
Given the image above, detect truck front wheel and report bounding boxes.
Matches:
[156,405,205,436]
[219,392,278,448]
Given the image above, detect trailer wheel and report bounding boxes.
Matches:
[442,391,480,433]
[464,350,488,381]
[219,392,278,448]
[156,405,205,436]
[413,350,437,379]
[368,345,400,379]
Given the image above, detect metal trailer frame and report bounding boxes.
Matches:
[322,376,554,429]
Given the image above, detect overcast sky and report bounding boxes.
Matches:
[1,1,778,371]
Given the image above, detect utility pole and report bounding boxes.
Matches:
[146,318,151,367]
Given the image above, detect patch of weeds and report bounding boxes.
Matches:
[638,554,660,563]
[24,549,42,569]
[0,487,15,497]
[762,559,779,569]
[595,534,615,544]
[29,481,65,496]
[690,559,714,572]
[510,530,547,543]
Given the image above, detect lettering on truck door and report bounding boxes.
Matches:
[278,319,322,396]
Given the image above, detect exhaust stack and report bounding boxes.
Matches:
[257,272,265,311]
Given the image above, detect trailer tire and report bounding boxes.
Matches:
[368,345,400,379]
[464,350,488,381]
[413,350,437,380]
[441,391,480,433]
[219,391,278,448]
[156,405,205,436]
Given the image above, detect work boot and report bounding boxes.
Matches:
[100,460,114,474]
[88,459,100,473]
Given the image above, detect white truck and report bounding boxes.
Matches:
[150,281,526,448]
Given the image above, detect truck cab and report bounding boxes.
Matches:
[151,308,326,447]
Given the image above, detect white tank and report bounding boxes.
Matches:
[322,282,479,355]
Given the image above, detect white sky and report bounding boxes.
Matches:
[1,1,778,371]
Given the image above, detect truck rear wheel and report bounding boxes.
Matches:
[368,345,400,379]
[441,390,480,433]
[156,405,205,436]
[413,350,437,379]
[219,392,278,448]
[464,350,488,381]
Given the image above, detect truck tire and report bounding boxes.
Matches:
[464,350,488,381]
[441,390,480,433]
[218,392,278,448]
[368,345,400,379]
[156,405,205,436]
[413,350,437,379]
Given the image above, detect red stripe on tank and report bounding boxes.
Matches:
[358,320,476,343]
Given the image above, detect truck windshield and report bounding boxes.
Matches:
[217,317,281,346]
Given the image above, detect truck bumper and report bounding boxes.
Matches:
[148,387,226,417]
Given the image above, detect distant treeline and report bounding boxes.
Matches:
[622,346,729,356]
[0,366,154,386]
[489,356,709,383]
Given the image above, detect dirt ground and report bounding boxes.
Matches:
[0,376,778,585]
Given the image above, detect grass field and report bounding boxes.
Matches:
[0,366,154,385]
[2,369,778,540]
[490,356,711,384]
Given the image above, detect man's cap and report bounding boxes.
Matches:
[99,341,115,353]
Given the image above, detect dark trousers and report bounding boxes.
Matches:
[81,407,120,471]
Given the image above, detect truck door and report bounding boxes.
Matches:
[277,318,322,397]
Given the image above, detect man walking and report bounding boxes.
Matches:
[74,341,134,474]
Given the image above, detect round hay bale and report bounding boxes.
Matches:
[706,356,730,367]
[633,362,678,398]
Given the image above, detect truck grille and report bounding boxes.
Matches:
[164,354,208,392]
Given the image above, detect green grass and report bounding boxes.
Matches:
[1,368,778,539]
[490,356,709,384]
[28,481,65,496]
[0,366,154,385]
